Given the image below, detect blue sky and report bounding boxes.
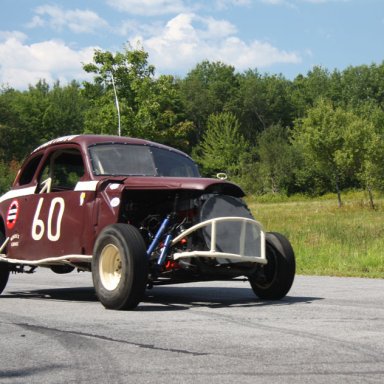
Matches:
[0,0,383,89]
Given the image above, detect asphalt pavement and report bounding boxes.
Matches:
[0,269,383,384]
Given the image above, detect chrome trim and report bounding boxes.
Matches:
[0,254,92,266]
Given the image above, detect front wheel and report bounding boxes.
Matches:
[92,224,148,310]
[249,232,295,300]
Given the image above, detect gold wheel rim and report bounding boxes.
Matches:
[99,244,122,291]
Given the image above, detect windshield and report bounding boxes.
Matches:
[89,143,200,177]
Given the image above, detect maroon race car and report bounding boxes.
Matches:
[0,135,295,310]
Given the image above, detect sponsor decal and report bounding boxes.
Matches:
[6,200,19,229]
[32,135,79,153]
[10,233,20,247]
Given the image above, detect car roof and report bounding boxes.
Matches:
[32,134,191,158]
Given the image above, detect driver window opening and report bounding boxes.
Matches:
[38,149,84,192]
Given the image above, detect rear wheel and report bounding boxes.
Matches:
[0,229,10,294]
[249,232,295,300]
[92,224,148,310]
[50,265,75,274]
[0,263,9,295]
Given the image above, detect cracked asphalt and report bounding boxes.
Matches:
[0,269,383,383]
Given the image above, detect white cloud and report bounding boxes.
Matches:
[115,19,164,38]
[0,34,97,89]
[131,13,301,73]
[106,0,189,16]
[261,0,288,4]
[0,31,28,42]
[214,0,252,10]
[28,5,108,34]
[0,7,302,89]
[108,0,253,14]
[199,16,237,38]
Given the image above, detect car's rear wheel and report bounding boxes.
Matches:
[249,232,295,300]
[0,229,10,295]
[92,224,148,310]
[50,265,75,274]
[0,264,9,295]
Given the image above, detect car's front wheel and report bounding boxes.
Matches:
[92,224,148,310]
[0,230,10,295]
[249,232,295,300]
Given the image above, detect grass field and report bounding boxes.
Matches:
[246,191,384,279]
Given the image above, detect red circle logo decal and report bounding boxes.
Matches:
[6,200,19,229]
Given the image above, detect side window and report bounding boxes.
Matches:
[39,149,84,192]
[18,155,44,186]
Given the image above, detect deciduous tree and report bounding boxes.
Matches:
[292,99,371,207]
[193,112,251,183]
[83,45,193,149]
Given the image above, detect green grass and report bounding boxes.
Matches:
[246,192,384,278]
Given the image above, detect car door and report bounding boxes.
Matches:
[11,145,93,260]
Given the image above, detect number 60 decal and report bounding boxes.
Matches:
[32,197,65,241]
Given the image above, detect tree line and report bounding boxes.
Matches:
[1,45,384,206]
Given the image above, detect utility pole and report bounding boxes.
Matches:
[110,71,121,136]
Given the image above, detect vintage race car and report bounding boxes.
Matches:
[0,135,295,309]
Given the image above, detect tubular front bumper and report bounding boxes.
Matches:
[171,217,267,264]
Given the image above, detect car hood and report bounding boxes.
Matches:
[98,176,245,197]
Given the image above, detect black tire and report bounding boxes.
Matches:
[249,232,295,300]
[92,224,148,310]
[50,265,75,274]
[0,229,10,295]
